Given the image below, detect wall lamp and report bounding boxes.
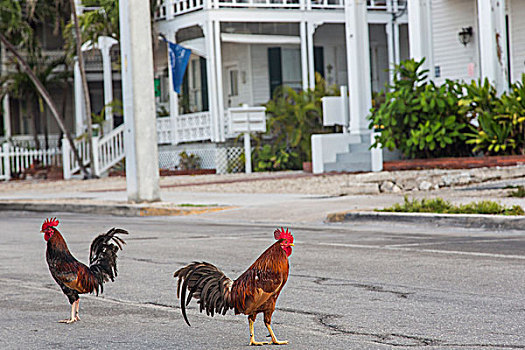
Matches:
[458,26,473,46]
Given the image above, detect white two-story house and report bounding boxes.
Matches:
[151,0,409,171]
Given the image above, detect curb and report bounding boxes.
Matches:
[326,211,525,230]
[0,202,229,217]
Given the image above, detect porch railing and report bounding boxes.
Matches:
[157,111,212,144]
[1,143,61,181]
[62,124,125,179]
[154,0,403,19]
[0,134,62,149]
[92,124,126,176]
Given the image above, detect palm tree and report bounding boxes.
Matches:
[0,0,89,177]
[1,51,71,149]
[69,0,95,177]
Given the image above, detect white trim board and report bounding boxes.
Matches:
[221,33,301,45]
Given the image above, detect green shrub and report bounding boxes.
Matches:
[508,186,525,198]
[465,76,525,155]
[253,144,298,172]
[253,74,338,171]
[178,151,201,170]
[369,59,472,159]
[380,196,524,215]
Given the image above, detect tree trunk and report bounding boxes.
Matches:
[69,0,96,178]
[31,97,40,149]
[42,97,49,150]
[0,32,90,178]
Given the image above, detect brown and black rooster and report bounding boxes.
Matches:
[174,227,294,346]
[40,218,127,323]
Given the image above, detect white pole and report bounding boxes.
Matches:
[307,22,316,90]
[214,20,225,142]
[244,132,252,173]
[98,36,118,134]
[166,31,179,145]
[73,58,85,137]
[204,21,219,142]
[340,86,349,134]
[345,0,372,135]
[477,0,509,93]
[119,0,160,203]
[2,94,11,138]
[300,21,308,91]
[407,0,434,79]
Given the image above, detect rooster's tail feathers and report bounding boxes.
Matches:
[173,262,233,326]
[89,228,128,294]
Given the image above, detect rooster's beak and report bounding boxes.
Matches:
[290,243,294,246]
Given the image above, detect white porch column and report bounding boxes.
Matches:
[73,58,85,136]
[477,0,509,93]
[214,20,225,142]
[166,32,179,145]
[2,94,11,138]
[307,22,316,90]
[407,0,434,79]
[300,21,308,91]
[386,4,401,85]
[204,21,220,142]
[98,36,118,133]
[345,0,372,135]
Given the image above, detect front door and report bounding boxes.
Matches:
[225,63,241,108]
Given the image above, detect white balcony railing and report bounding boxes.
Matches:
[154,0,403,19]
[157,111,212,144]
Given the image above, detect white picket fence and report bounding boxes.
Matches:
[62,124,126,179]
[0,143,62,181]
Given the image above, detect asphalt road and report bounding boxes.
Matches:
[1,211,524,349]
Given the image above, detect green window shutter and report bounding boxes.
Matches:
[268,47,282,98]
[314,46,324,78]
[200,57,208,111]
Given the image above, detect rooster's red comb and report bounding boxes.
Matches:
[41,217,59,231]
[274,227,293,243]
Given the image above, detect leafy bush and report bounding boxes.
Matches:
[253,74,338,171]
[379,196,524,215]
[253,144,298,171]
[178,151,201,170]
[369,59,472,159]
[508,186,525,198]
[465,76,525,155]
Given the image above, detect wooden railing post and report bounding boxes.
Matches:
[92,136,100,177]
[2,143,10,181]
[62,137,71,179]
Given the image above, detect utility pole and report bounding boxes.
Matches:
[119,0,160,202]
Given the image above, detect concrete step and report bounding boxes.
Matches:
[324,161,372,173]
[348,143,372,153]
[336,151,371,163]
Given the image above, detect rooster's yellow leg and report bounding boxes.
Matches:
[59,300,79,324]
[249,318,270,346]
[75,299,80,320]
[265,323,288,345]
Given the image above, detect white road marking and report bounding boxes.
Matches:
[318,242,525,260]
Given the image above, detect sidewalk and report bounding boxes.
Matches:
[1,166,525,228]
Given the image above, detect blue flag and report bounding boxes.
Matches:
[167,42,191,94]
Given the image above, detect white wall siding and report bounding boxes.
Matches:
[431,0,479,84]
[510,0,525,83]
[222,43,253,107]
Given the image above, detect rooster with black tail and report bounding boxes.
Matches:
[40,218,128,323]
[174,227,294,345]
